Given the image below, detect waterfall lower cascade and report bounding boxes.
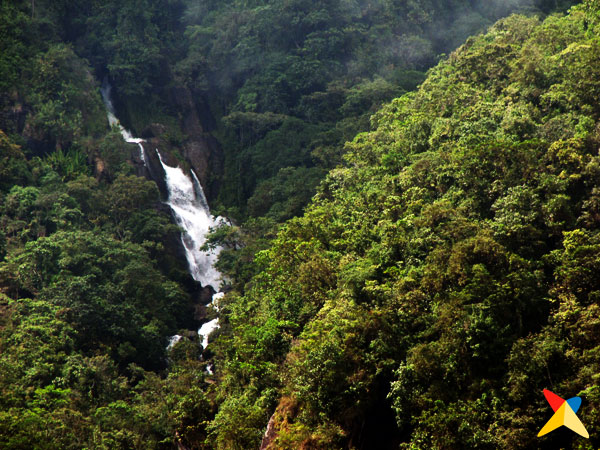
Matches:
[100,83,224,352]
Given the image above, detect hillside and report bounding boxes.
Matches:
[208,3,600,449]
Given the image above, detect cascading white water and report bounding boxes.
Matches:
[156,152,224,350]
[199,292,224,350]
[101,82,224,351]
[167,334,183,350]
[156,151,223,289]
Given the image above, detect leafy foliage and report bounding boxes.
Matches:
[208,3,600,449]
[0,3,209,446]
[3,0,600,449]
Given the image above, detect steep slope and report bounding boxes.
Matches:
[178,0,577,220]
[209,3,600,449]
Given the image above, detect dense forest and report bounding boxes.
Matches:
[2,0,600,449]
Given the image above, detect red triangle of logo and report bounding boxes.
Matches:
[544,389,565,412]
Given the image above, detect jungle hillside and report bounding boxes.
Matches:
[2,1,600,449]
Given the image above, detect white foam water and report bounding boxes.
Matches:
[156,151,225,351]
[156,151,223,289]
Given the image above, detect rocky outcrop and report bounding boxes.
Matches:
[182,135,222,200]
[111,72,223,202]
[259,397,300,450]
[138,140,169,198]
[260,413,278,450]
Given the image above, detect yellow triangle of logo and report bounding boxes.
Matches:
[538,402,567,437]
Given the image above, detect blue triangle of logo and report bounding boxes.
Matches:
[567,397,581,414]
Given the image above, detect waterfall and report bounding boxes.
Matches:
[101,82,224,352]
[157,152,224,351]
[199,293,223,349]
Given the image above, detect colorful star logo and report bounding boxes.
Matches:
[538,389,589,438]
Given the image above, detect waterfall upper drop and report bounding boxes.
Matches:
[100,82,147,163]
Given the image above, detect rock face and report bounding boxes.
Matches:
[138,140,169,199]
[182,135,221,200]
[168,85,223,202]
[259,397,300,450]
[117,81,223,203]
